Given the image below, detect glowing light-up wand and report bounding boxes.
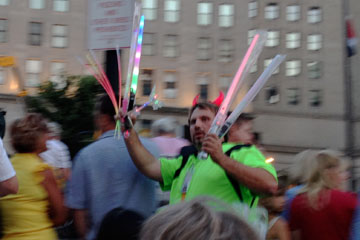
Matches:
[217,55,286,138]
[198,30,267,160]
[122,2,142,114]
[128,15,145,111]
[129,86,163,117]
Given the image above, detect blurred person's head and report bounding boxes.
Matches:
[10,113,49,154]
[94,94,117,133]
[301,150,349,208]
[46,122,62,140]
[287,150,318,186]
[227,113,255,144]
[140,197,259,240]
[151,117,178,137]
[188,103,218,148]
[97,207,145,240]
[259,175,288,215]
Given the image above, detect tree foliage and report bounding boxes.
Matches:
[25,75,104,157]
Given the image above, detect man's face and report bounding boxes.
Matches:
[228,120,254,144]
[189,107,215,147]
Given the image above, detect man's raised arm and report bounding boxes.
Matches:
[124,128,162,182]
[202,134,277,195]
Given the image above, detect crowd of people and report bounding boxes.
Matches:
[0,94,359,240]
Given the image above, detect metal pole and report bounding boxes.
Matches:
[342,0,356,190]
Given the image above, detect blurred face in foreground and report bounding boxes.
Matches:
[189,108,215,148]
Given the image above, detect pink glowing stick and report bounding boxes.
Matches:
[116,45,122,110]
[198,30,267,159]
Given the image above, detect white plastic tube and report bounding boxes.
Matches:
[198,30,268,160]
[218,54,287,138]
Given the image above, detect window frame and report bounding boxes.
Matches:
[286,5,301,22]
[197,2,213,26]
[218,4,234,28]
[28,22,42,46]
[142,0,158,21]
[264,3,279,20]
[53,0,69,12]
[164,0,180,23]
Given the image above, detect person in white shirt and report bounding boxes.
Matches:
[0,138,18,196]
[40,122,71,188]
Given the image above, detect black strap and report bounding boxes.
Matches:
[173,144,256,207]
[224,145,250,203]
[174,145,197,179]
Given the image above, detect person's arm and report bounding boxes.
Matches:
[202,134,277,195]
[73,209,88,240]
[123,128,162,182]
[0,175,18,196]
[41,169,68,226]
[291,230,301,240]
[276,219,291,240]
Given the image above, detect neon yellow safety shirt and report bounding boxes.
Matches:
[160,143,277,207]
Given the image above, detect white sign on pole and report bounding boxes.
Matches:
[88,0,134,50]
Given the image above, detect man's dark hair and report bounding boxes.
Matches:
[233,113,255,126]
[97,207,145,240]
[188,102,218,124]
[95,94,119,123]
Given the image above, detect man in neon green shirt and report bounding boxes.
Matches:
[123,102,278,206]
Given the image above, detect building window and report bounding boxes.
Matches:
[26,59,42,87]
[248,1,258,18]
[308,7,322,23]
[264,58,279,74]
[164,0,180,23]
[265,3,279,20]
[248,29,257,45]
[52,25,68,48]
[286,32,301,49]
[199,84,208,100]
[218,75,231,93]
[50,62,66,87]
[142,33,156,56]
[286,60,301,76]
[307,34,322,51]
[0,68,5,84]
[0,19,7,43]
[196,75,209,100]
[197,37,212,61]
[307,61,322,79]
[265,31,280,47]
[163,71,177,98]
[218,4,234,28]
[142,0,157,21]
[287,88,300,105]
[29,0,45,9]
[286,5,300,21]
[197,2,213,26]
[309,89,322,106]
[218,39,233,63]
[140,69,153,96]
[53,0,69,12]
[265,86,280,104]
[163,35,178,58]
[28,22,42,46]
[0,0,9,6]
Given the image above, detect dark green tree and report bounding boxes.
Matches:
[25,75,104,157]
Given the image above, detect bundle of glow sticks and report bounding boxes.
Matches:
[78,2,161,137]
[198,31,286,159]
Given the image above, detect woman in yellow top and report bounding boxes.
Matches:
[0,114,67,240]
